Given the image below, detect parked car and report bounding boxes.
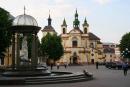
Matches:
[98,62,106,65]
[105,62,114,69]
[114,61,122,69]
[105,61,123,70]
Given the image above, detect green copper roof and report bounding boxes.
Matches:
[75,9,78,17]
[83,17,89,27]
[73,9,80,28]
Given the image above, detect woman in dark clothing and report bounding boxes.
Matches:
[122,62,128,76]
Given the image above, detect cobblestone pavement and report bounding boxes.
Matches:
[1,65,130,87]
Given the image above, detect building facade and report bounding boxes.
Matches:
[0,46,12,67]
[59,10,103,64]
[102,43,121,62]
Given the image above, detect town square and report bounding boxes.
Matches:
[0,0,130,87]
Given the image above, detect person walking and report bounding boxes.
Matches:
[64,62,68,68]
[122,62,128,76]
[56,62,60,69]
[50,60,53,70]
[50,63,53,70]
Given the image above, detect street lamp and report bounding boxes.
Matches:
[121,48,130,62]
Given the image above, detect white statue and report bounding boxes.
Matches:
[20,36,28,61]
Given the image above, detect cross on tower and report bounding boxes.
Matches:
[24,6,26,15]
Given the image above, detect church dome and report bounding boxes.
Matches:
[13,14,38,26]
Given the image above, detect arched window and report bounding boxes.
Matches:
[63,28,65,34]
[84,28,87,33]
[72,41,77,47]
[90,43,94,48]
[72,37,78,47]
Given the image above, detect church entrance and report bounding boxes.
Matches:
[72,52,78,64]
[73,57,78,64]
[91,59,94,64]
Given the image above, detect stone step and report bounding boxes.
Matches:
[25,77,92,84]
[26,75,86,82]
[26,73,84,79]
[25,74,86,81]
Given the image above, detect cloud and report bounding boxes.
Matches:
[94,0,111,5]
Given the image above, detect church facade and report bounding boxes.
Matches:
[41,10,103,64]
[59,10,103,64]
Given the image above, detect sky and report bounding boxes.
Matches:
[0,0,130,44]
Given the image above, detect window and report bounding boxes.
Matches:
[72,41,77,47]
[72,37,78,47]
[84,28,87,33]
[98,50,102,55]
[63,28,65,34]
[90,43,94,48]
[91,54,94,56]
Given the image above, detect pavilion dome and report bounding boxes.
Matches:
[13,14,38,26]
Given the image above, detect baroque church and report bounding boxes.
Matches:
[42,10,103,64]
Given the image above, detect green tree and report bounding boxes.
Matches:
[120,32,130,60]
[0,7,12,59]
[41,33,64,64]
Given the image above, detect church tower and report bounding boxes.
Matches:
[73,9,80,28]
[61,18,67,34]
[48,13,52,26]
[42,11,56,37]
[83,17,89,34]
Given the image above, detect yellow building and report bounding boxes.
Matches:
[1,33,22,67]
[59,10,103,64]
[0,46,12,67]
[102,43,119,62]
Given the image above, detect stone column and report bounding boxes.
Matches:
[12,33,15,70]
[35,33,38,66]
[16,33,20,68]
[31,34,36,69]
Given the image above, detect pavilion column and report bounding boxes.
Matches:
[16,33,20,68]
[31,34,36,69]
[12,33,15,70]
[35,33,38,66]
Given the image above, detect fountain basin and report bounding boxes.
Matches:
[0,70,93,85]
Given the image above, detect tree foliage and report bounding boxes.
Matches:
[0,7,12,58]
[41,33,64,62]
[120,32,130,59]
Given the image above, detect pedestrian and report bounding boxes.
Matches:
[96,61,99,69]
[50,63,53,70]
[50,60,53,70]
[122,62,128,76]
[56,62,60,69]
[64,62,68,68]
